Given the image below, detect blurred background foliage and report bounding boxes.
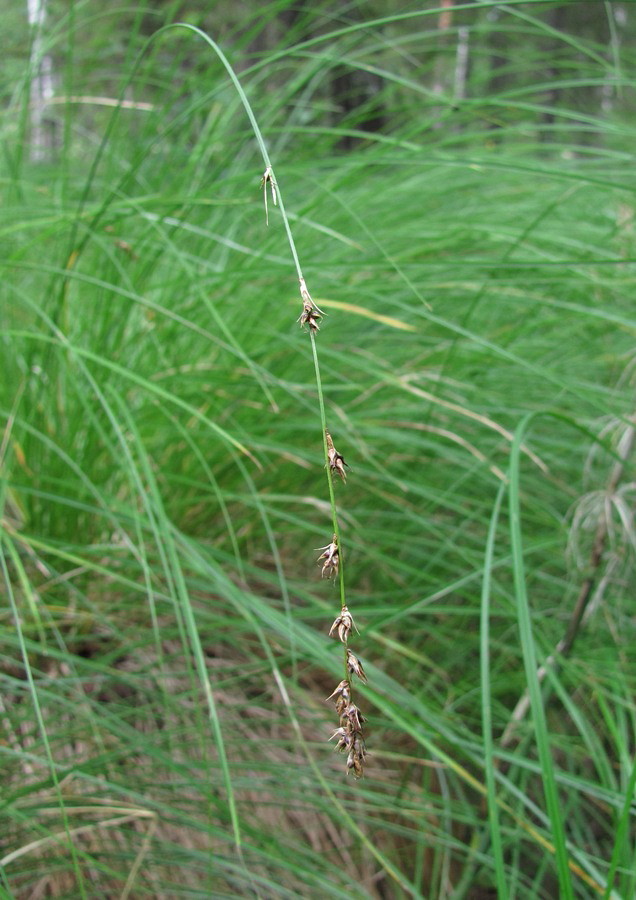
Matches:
[1,1,635,898]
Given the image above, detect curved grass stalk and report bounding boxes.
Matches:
[171,23,367,776]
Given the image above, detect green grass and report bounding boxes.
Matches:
[1,1,636,897]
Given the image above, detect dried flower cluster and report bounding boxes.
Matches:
[309,401,367,776]
[326,616,367,777]
[326,678,366,778]
[328,605,355,643]
[316,535,339,579]
[326,431,348,483]
[298,276,324,333]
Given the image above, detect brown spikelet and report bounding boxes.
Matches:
[329,606,356,643]
[298,277,324,332]
[326,431,349,483]
[346,649,368,683]
[316,535,339,579]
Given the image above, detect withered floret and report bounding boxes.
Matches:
[326,680,350,715]
[328,726,352,753]
[346,735,366,778]
[298,276,325,333]
[346,649,368,684]
[342,702,365,734]
[326,431,349,483]
[329,605,356,643]
[316,535,339,579]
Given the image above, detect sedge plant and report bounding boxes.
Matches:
[2,2,636,897]
[205,28,371,777]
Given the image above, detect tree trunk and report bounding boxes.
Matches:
[27,0,56,162]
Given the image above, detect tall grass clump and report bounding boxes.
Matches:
[1,1,635,897]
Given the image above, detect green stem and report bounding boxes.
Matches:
[309,331,350,686]
[178,21,354,698]
[309,331,347,611]
[173,25,304,282]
